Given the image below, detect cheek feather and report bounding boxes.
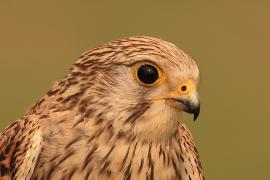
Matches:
[131,100,181,142]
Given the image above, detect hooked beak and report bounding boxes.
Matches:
[174,97,200,121]
[170,80,200,121]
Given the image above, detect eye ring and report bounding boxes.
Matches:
[132,62,164,86]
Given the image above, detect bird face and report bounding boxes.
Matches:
[70,37,200,142]
[130,58,200,121]
[123,54,199,142]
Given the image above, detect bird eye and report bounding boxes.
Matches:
[137,64,159,85]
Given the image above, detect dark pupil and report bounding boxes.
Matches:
[137,64,159,84]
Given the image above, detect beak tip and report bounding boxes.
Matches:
[193,112,199,121]
[193,105,200,121]
[172,98,200,121]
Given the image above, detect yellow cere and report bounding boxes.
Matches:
[177,80,196,96]
[151,80,196,101]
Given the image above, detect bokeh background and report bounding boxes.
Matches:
[0,1,269,179]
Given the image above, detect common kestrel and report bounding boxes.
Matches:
[0,36,204,180]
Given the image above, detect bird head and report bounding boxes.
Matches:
[63,36,200,142]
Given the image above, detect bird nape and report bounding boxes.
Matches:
[0,36,204,180]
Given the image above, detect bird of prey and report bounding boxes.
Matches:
[0,36,204,180]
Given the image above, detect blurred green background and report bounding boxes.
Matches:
[0,1,269,179]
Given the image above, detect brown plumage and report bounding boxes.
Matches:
[0,36,204,180]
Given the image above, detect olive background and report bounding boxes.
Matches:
[0,1,269,179]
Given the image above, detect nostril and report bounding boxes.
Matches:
[181,85,187,91]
